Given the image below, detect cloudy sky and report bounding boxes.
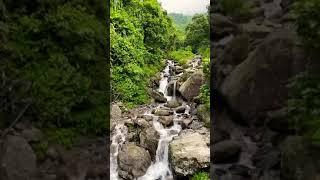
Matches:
[158,0,210,15]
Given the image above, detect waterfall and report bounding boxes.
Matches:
[110,124,127,180]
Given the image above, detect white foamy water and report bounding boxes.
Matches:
[139,60,188,180]
[110,123,127,180]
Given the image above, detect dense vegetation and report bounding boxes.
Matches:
[0,0,108,144]
[288,0,320,145]
[168,13,192,32]
[111,0,177,108]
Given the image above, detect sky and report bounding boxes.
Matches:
[158,0,210,15]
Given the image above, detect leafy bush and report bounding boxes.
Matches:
[191,171,210,180]
[219,0,251,18]
[287,0,320,146]
[1,1,108,135]
[288,72,320,145]
[294,0,320,56]
[111,0,175,108]
[46,128,77,149]
[185,14,209,53]
[167,47,194,65]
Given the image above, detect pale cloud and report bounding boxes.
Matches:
[158,0,210,15]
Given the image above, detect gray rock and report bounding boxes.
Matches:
[220,30,306,124]
[159,116,174,127]
[179,71,204,101]
[118,143,151,179]
[150,90,167,103]
[213,140,241,163]
[164,99,181,108]
[21,127,43,142]
[153,108,173,116]
[169,132,210,176]
[0,135,37,180]
[143,114,154,121]
[175,106,186,113]
[140,127,160,160]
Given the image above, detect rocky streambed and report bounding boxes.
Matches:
[110,57,210,180]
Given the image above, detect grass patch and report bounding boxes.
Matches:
[168,47,194,65]
[191,171,210,180]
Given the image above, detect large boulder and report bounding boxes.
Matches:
[169,132,210,176]
[0,135,37,180]
[220,30,306,124]
[164,99,181,108]
[211,13,238,39]
[240,22,272,39]
[159,116,174,127]
[118,143,151,179]
[139,127,160,160]
[153,108,173,116]
[213,140,242,164]
[179,71,204,101]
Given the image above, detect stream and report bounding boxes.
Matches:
[110,59,200,180]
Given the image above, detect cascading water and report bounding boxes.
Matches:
[110,123,127,180]
[111,59,195,180]
[138,60,188,180]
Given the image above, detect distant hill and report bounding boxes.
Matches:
[169,13,192,32]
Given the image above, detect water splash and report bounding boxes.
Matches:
[110,124,127,180]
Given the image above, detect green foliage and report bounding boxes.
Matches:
[31,141,49,162]
[185,14,209,53]
[168,47,194,65]
[111,0,176,107]
[287,72,320,144]
[219,0,251,18]
[169,13,192,32]
[1,0,108,135]
[294,0,320,56]
[191,171,210,180]
[46,128,77,149]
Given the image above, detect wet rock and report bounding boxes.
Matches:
[252,145,280,170]
[164,99,181,108]
[180,118,193,129]
[0,135,37,180]
[169,132,210,176]
[229,164,252,177]
[118,143,151,179]
[220,30,306,124]
[124,119,134,126]
[179,71,204,101]
[140,127,160,160]
[166,81,180,96]
[175,106,186,113]
[213,140,241,164]
[111,104,122,129]
[240,22,272,39]
[159,116,174,127]
[174,66,184,74]
[21,127,43,143]
[143,114,154,121]
[150,90,167,103]
[213,129,230,144]
[211,13,238,39]
[134,118,150,128]
[153,108,173,116]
